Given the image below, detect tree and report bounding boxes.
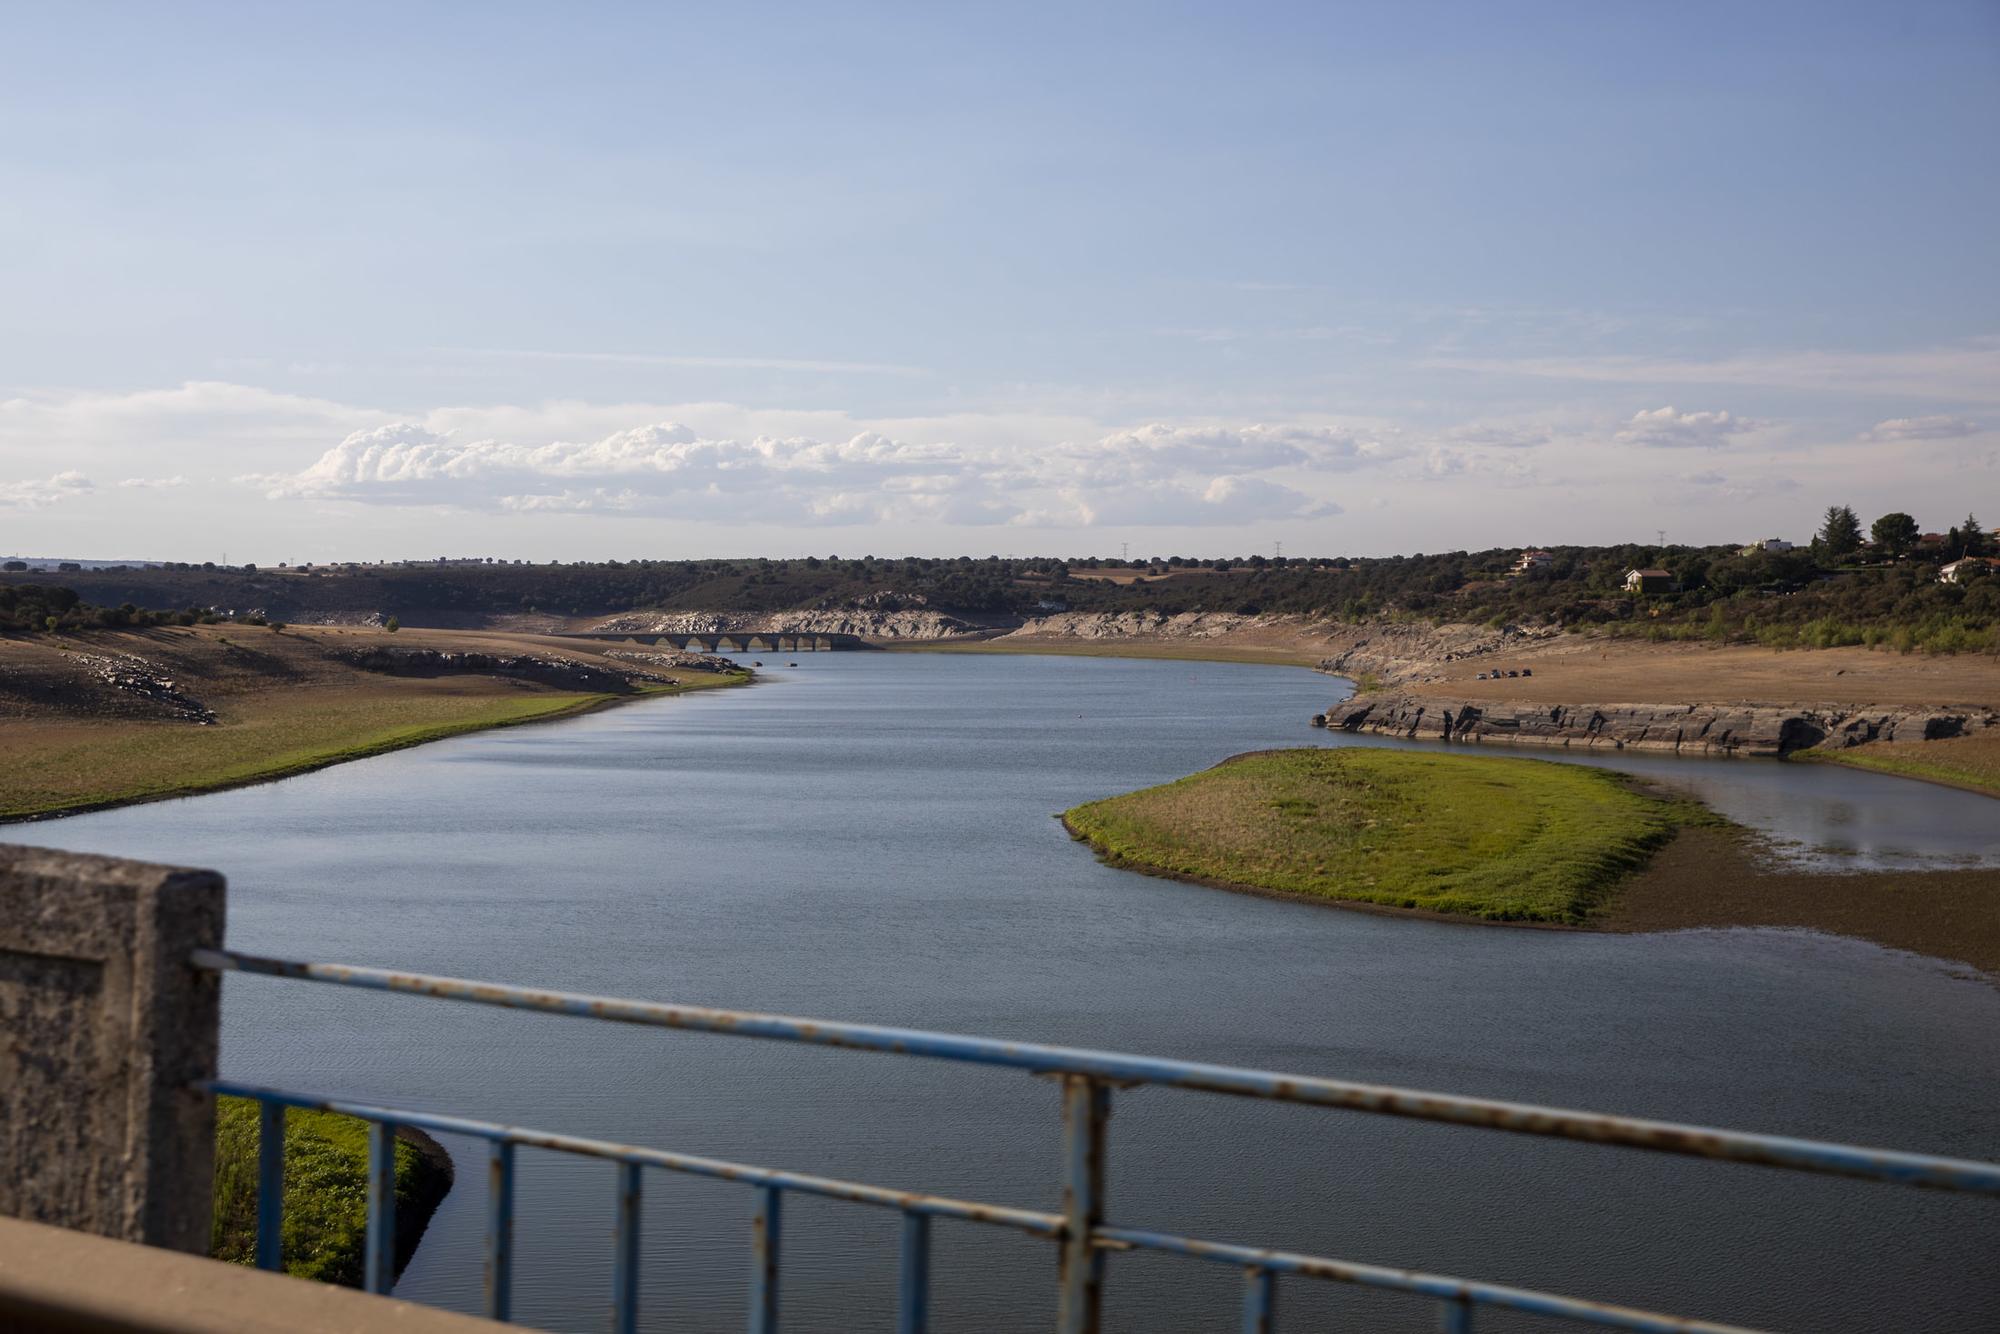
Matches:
[1870,512,1920,556]
[1816,505,1862,559]
[1962,514,1987,558]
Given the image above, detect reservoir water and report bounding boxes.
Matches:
[17,654,2000,1331]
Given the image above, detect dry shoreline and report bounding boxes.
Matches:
[0,624,751,824]
[0,688,639,826]
[1068,813,2000,982]
[1602,826,2000,980]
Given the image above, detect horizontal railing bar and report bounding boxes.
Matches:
[206,1080,1064,1237]
[209,1079,1768,1334]
[1094,1228,1764,1334]
[193,949,2000,1196]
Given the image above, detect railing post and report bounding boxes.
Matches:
[255,1101,285,1270]
[1057,1075,1110,1334]
[897,1210,930,1334]
[612,1162,642,1334]
[1438,1296,1474,1332]
[0,845,224,1252]
[750,1184,783,1334]
[365,1120,397,1294]
[486,1140,515,1322]
[1241,1267,1276,1333]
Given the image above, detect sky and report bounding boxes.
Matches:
[2,1,1996,563]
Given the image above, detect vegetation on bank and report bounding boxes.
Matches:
[1064,749,1713,923]
[1804,732,2000,800]
[1,581,234,632]
[212,1095,449,1286]
[11,524,1996,655]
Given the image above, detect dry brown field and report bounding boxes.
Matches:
[1436,637,2000,709]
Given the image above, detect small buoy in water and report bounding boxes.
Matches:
[789,661,799,667]
[753,660,764,667]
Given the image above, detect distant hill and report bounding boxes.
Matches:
[4,545,1995,651]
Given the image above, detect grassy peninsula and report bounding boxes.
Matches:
[1065,749,1707,923]
[211,1096,451,1286]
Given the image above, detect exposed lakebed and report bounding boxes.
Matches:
[17,653,2000,1331]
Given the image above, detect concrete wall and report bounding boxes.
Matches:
[0,844,225,1253]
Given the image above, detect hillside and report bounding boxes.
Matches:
[6,541,1997,651]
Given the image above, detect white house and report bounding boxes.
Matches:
[1511,549,1554,573]
[1740,538,1794,555]
[1939,557,2000,584]
[1625,568,1675,594]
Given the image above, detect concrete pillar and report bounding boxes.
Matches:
[0,844,225,1253]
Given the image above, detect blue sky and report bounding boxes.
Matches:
[3,2,1996,561]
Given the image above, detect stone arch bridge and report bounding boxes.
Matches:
[561,630,868,653]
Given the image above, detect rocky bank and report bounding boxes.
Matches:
[591,608,982,639]
[1317,692,2000,757]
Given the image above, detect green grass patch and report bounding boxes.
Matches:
[211,1095,449,1286]
[1064,748,1712,923]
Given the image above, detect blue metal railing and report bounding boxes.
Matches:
[192,948,2000,1333]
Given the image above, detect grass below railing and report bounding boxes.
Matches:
[211,1095,451,1286]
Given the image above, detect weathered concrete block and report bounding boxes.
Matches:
[0,844,224,1253]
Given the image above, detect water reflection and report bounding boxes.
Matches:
[14,654,1998,1332]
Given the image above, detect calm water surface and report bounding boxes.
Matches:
[19,654,2000,1331]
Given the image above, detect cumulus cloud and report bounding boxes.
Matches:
[0,471,94,509]
[1072,423,1396,483]
[250,417,1379,528]
[1863,415,1980,442]
[1615,406,1759,449]
[119,475,189,489]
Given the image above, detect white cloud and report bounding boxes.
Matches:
[1616,406,1759,449]
[248,417,1379,528]
[1862,415,1980,442]
[118,475,189,489]
[0,471,94,509]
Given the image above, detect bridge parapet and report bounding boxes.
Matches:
[0,845,223,1254]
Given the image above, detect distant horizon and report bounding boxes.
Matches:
[2,517,1977,572]
[4,4,1995,562]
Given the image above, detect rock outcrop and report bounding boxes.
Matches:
[1006,610,1270,641]
[1315,693,2000,757]
[73,653,216,724]
[1312,621,1562,685]
[337,648,649,694]
[591,609,979,639]
[602,650,739,674]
